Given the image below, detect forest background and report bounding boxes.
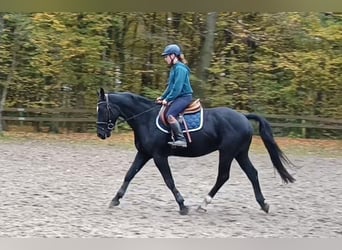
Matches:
[0,12,341,138]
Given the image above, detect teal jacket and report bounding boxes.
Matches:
[161,62,193,102]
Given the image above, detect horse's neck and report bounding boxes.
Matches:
[109,93,155,122]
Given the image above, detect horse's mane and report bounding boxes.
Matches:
[109,92,155,107]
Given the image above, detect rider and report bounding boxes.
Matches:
[157,44,194,148]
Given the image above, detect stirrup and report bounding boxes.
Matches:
[168,140,187,148]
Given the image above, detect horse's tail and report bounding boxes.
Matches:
[245,114,296,184]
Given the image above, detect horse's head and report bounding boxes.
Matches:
[96,88,120,140]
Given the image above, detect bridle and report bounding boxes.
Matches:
[96,95,159,132]
[96,94,117,132]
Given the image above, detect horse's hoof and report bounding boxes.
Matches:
[261,203,270,213]
[179,206,189,215]
[196,206,207,213]
[109,199,120,208]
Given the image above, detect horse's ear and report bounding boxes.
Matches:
[99,88,105,100]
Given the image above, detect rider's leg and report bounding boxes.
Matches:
[167,115,187,147]
[166,96,192,147]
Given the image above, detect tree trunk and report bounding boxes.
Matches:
[0,15,17,133]
[0,14,4,133]
[0,86,7,133]
[0,53,17,133]
[194,12,217,100]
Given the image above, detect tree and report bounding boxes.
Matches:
[0,12,340,137]
[0,13,35,133]
[195,12,218,100]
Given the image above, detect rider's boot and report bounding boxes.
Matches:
[168,121,187,147]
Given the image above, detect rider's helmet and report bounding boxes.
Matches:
[161,44,182,57]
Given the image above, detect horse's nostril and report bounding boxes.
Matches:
[97,133,105,139]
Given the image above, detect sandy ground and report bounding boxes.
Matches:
[0,139,341,238]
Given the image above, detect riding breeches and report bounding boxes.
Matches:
[166,95,192,119]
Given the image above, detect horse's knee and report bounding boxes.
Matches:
[164,178,175,190]
[247,168,258,179]
[218,173,230,182]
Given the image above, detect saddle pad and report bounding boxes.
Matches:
[156,108,204,133]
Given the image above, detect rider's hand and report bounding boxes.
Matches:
[162,99,168,106]
[156,96,163,104]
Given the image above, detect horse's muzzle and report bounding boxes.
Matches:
[97,130,111,140]
[97,133,106,140]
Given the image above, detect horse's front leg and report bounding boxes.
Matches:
[153,155,189,215]
[109,151,151,208]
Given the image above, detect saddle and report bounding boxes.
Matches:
[157,99,203,143]
[183,99,201,114]
[159,99,201,126]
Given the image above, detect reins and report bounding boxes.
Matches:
[121,106,159,123]
[96,96,159,131]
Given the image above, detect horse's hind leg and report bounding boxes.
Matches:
[235,151,269,213]
[198,151,233,212]
[153,155,189,215]
[109,151,151,208]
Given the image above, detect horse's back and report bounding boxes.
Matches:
[203,107,253,139]
[204,107,250,124]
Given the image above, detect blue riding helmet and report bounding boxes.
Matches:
[161,44,181,57]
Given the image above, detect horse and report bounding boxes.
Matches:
[96,87,295,215]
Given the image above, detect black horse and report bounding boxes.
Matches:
[96,88,295,215]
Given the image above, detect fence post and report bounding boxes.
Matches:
[17,108,25,127]
[301,119,306,138]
